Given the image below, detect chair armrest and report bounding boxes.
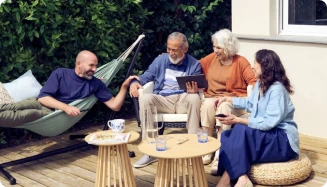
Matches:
[138,81,154,97]
[247,85,253,97]
[133,81,154,127]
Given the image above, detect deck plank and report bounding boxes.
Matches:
[0,119,326,187]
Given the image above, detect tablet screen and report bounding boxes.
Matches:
[176,74,208,90]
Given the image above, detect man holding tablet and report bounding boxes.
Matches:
[129,32,202,168]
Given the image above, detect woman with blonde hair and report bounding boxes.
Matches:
[199,29,256,173]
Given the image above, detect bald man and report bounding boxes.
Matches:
[0,50,137,127]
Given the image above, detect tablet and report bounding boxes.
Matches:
[176,74,208,90]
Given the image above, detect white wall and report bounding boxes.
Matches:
[232,0,278,36]
[232,0,327,139]
[237,40,327,139]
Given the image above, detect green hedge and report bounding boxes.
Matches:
[0,0,230,144]
[0,0,149,82]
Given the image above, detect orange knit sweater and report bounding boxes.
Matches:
[199,53,257,97]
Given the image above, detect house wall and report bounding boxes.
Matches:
[232,0,327,139]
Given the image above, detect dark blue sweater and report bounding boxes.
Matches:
[38,68,112,104]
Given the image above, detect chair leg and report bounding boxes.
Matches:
[158,122,165,135]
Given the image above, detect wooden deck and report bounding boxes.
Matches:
[0,119,326,187]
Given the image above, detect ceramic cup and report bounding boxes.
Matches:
[107,119,125,133]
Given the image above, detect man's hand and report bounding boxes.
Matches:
[38,96,82,116]
[63,105,81,117]
[129,81,143,98]
[214,96,233,109]
[122,75,139,88]
[185,81,198,94]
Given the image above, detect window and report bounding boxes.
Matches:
[281,0,327,36]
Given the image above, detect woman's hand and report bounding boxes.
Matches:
[186,81,198,94]
[214,96,232,109]
[215,113,240,125]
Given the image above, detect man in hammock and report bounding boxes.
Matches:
[129,32,201,168]
[0,50,138,127]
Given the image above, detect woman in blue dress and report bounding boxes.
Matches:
[214,49,299,187]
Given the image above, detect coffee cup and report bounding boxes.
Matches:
[107,119,125,133]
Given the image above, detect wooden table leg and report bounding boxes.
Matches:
[95,146,107,187]
[95,144,136,187]
[154,157,208,187]
[192,157,208,187]
[155,158,172,187]
[186,158,193,187]
[121,144,136,187]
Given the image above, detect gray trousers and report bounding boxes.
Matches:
[139,93,201,140]
[0,97,52,127]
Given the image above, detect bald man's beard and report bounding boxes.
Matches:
[83,71,95,80]
[79,67,95,80]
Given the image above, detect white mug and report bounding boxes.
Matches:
[107,119,125,133]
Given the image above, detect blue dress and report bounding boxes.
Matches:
[217,81,299,180]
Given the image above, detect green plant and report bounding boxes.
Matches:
[0,0,231,146]
[137,0,231,71]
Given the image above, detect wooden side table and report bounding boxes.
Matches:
[85,130,139,187]
[138,134,220,187]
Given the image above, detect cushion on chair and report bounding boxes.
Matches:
[159,114,187,122]
[249,153,312,185]
[0,82,14,105]
[3,70,42,102]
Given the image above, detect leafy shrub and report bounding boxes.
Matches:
[0,0,231,145]
[138,0,231,71]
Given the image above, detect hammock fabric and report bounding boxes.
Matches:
[14,35,145,137]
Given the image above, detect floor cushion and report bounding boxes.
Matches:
[249,153,312,185]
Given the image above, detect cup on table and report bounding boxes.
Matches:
[197,127,208,143]
[107,119,125,133]
[156,136,166,151]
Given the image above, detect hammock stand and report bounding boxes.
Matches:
[0,35,145,185]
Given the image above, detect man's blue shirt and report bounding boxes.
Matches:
[38,68,112,104]
[138,54,201,96]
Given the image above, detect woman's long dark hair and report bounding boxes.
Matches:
[255,49,294,95]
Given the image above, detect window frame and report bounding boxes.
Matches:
[280,0,327,36]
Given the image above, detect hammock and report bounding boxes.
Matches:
[14,34,145,137]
